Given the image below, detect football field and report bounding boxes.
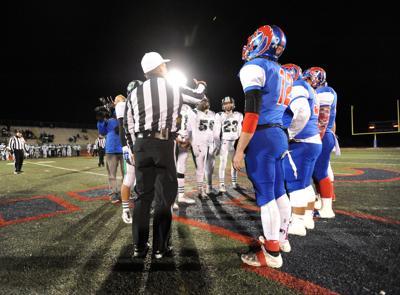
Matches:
[1,148,399,294]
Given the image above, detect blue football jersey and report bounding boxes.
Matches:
[239,58,293,125]
[283,80,319,139]
[316,86,337,131]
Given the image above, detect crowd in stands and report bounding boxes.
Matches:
[39,132,55,143]
[0,143,82,160]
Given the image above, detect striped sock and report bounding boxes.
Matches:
[178,186,184,195]
[122,201,129,210]
[197,182,203,193]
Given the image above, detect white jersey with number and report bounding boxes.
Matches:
[189,109,219,145]
[177,104,192,141]
[216,111,243,141]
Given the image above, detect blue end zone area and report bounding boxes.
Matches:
[67,186,110,201]
[0,195,80,227]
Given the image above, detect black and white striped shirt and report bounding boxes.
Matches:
[127,76,206,134]
[95,138,106,148]
[8,136,27,152]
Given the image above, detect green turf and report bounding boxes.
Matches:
[0,148,399,294]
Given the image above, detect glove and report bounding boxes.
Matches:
[122,146,133,166]
[122,208,132,224]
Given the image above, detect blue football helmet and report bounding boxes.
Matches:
[282,64,303,81]
[242,25,287,61]
[303,67,326,88]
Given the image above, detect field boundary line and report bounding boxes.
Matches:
[173,214,339,295]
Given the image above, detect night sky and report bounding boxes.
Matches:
[3,1,399,145]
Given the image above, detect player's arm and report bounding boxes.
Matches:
[180,80,207,105]
[237,112,244,136]
[233,64,265,171]
[213,113,222,142]
[287,97,310,140]
[97,120,108,136]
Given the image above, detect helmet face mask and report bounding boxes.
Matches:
[197,97,210,112]
[127,80,143,95]
[282,64,303,81]
[242,25,286,62]
[221,96,235,111]
[303,67,326,88]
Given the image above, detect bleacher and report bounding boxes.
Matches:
[0,121,99,145]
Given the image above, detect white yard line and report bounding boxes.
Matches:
[25,162,122,178]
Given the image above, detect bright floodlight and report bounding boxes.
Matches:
[166,69,188,87]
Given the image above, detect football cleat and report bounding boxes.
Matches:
[178,195,196,204]
[279,240,291,253]
[288,221,307,236]
[241,236,283,268]
[219,183,226,193]
[304,217,315,230]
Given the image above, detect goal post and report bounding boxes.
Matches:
[351,100,399,147]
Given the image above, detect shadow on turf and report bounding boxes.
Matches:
[97,205,211,294]
[0,202,119,291]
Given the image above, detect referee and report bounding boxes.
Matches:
[95,135,106,167]
[8,130,28,174]
[127,52,207,259]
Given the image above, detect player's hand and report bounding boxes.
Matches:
[122,146,133,166]
[233,150,245,171]
[122,208,132,224]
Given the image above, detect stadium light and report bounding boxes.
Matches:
[351,99,400,148]
[166,69,188,87]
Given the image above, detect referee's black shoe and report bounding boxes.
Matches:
[153,245,174,259]
[133,243,150,259]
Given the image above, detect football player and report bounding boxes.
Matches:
[305,67,337,218]
[282,64,322,236]
[189,97,220,199]
[115,80,142,224]
[216,96,243,192]
[174,104,196,207]
[233,25,292,268]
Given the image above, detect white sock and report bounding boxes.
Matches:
[276,194,291,241]
[321,198,333,210]
[260,200,281,241]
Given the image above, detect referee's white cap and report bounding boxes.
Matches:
[141,52,171,73]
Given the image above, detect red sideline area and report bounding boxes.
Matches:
[225,196,400,226]
[173,215,338,295]
[0,195,80,227]
[335,209,400,225]
[67,185,110,201]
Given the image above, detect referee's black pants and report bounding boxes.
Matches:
[132,137,177,253]
[14,150,24,172]
[98,148,105,166]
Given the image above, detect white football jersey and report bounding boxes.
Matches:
[217,111,243,140]
[189,109,219,145]
[115,101,126,120]
[177,104,192,140]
